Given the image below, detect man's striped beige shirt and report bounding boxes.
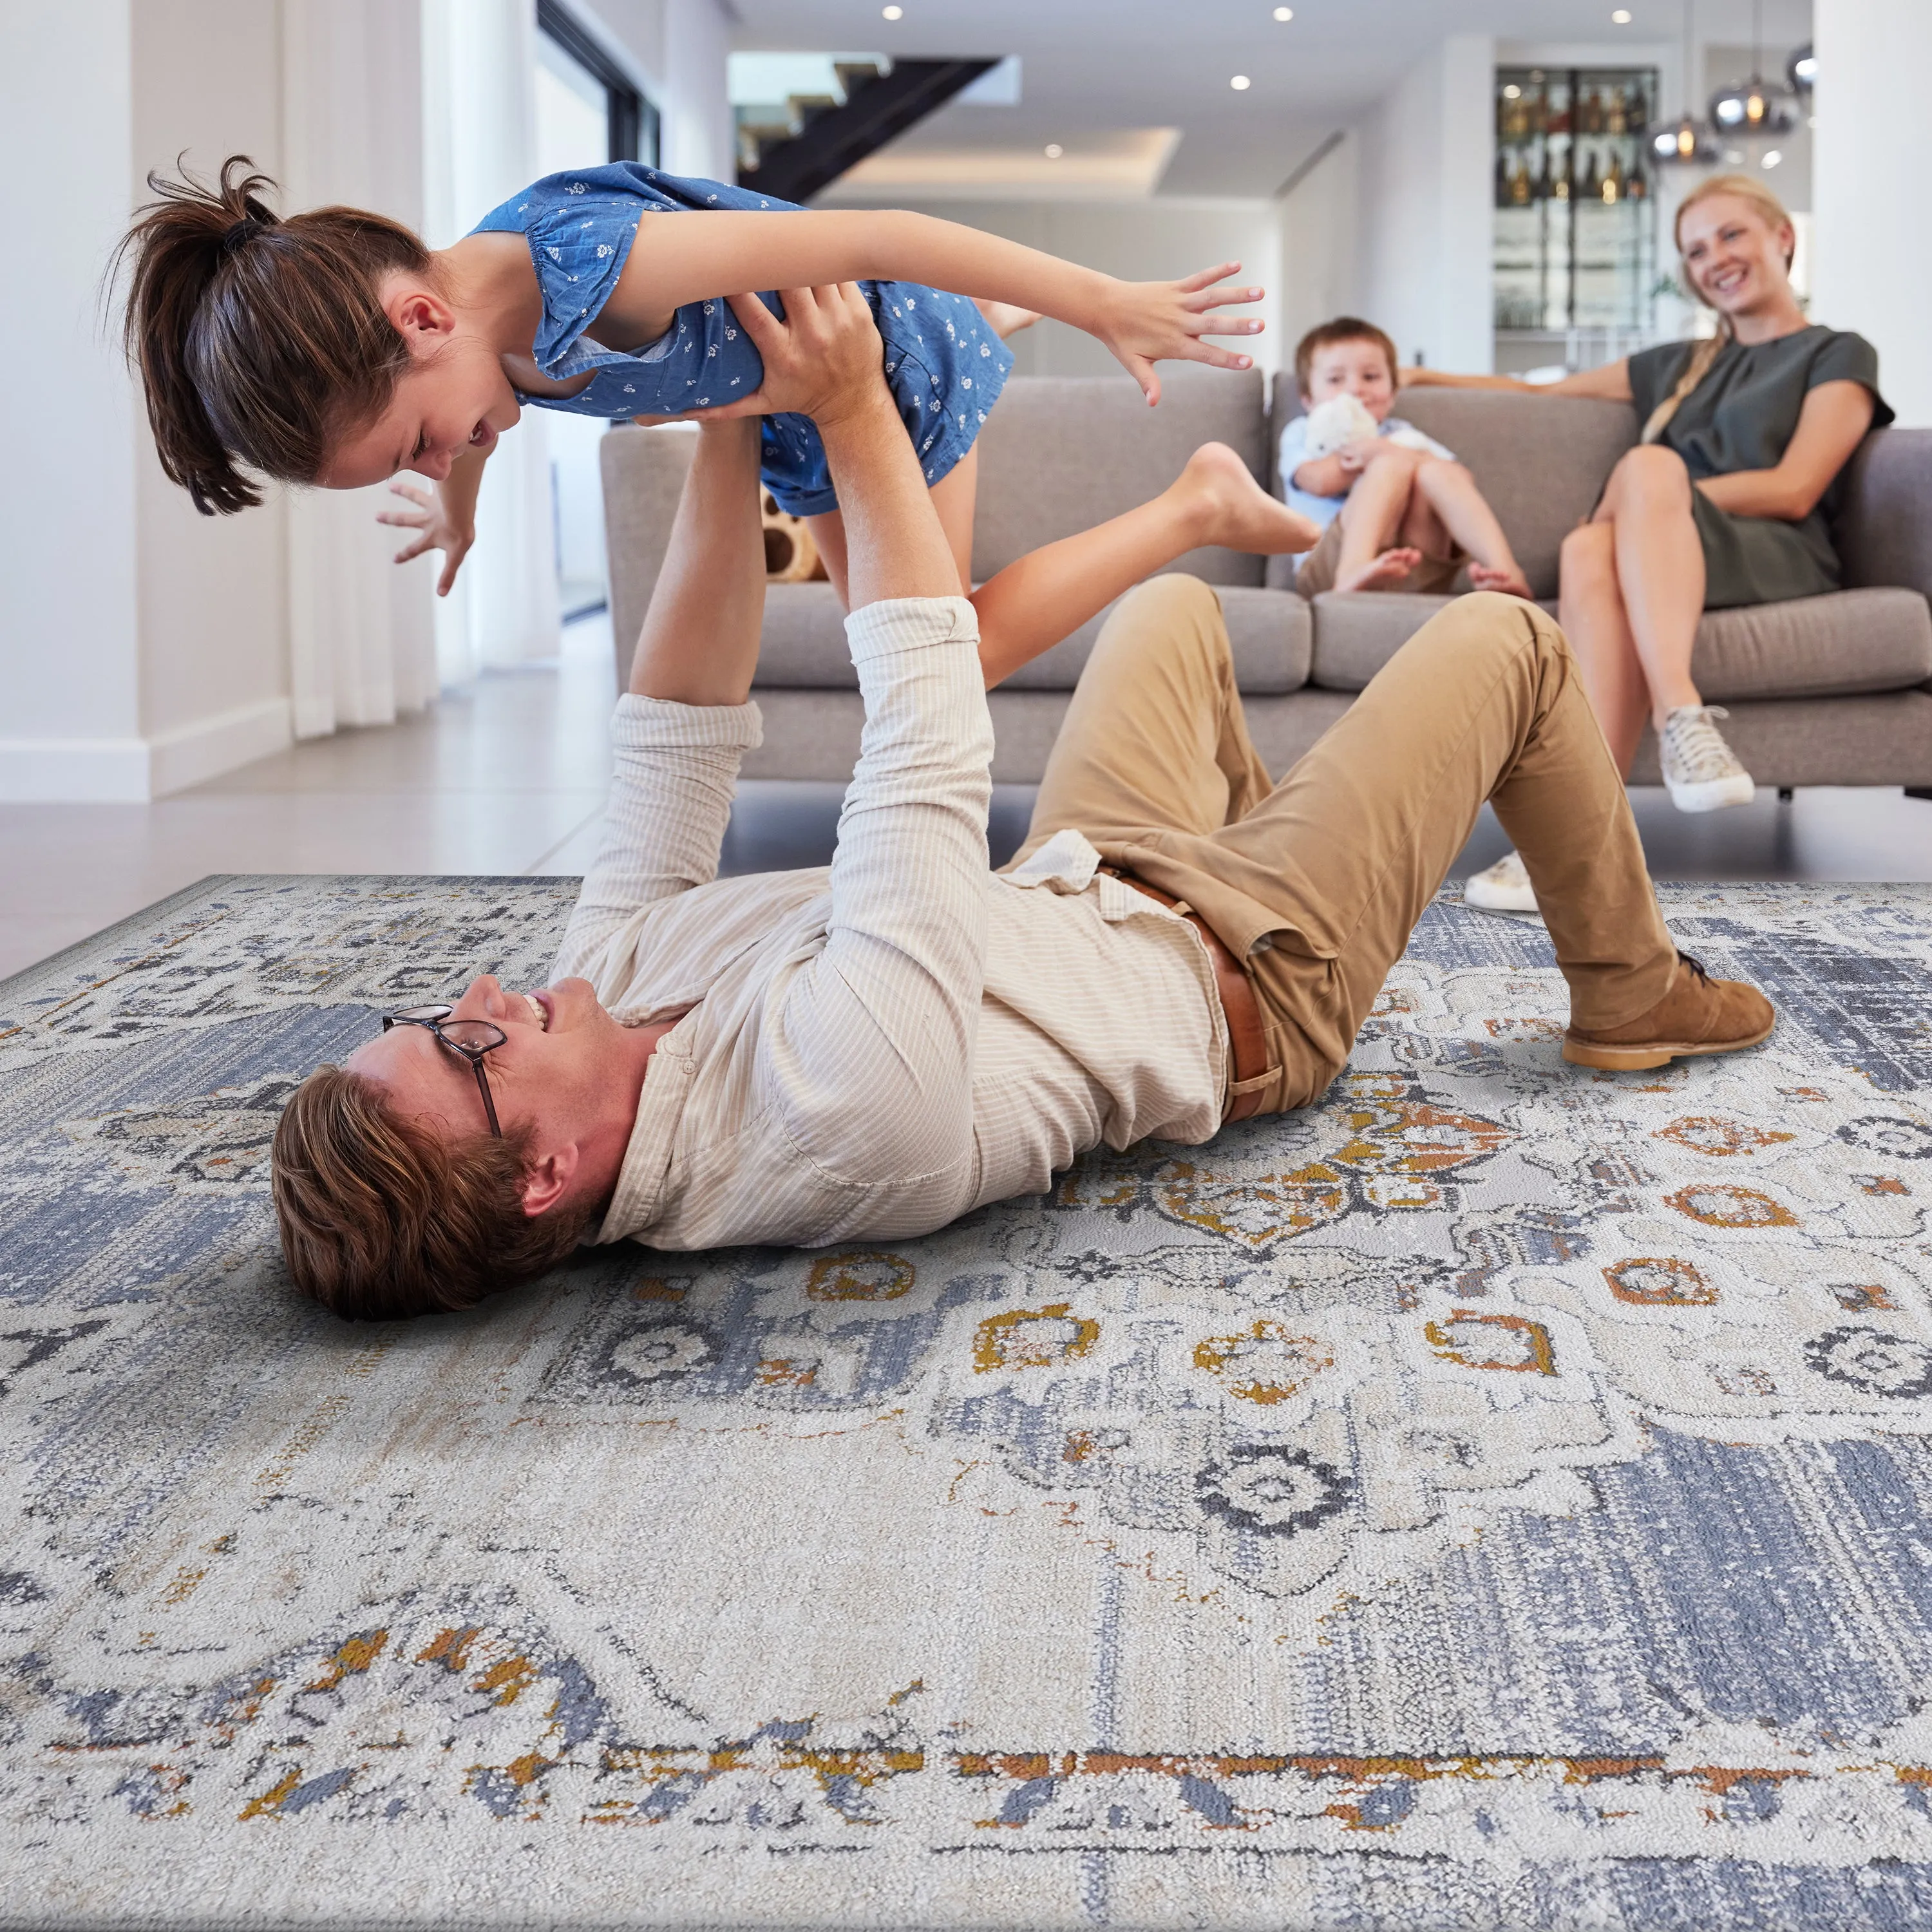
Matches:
[554,596,1227,1252]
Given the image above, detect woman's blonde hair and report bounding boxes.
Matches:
[1640,173,1796,443]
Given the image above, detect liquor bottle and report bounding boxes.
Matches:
[1534,145,1554,202]
[1602,151,1624,203]
[1627,147,1647,200]
[1553,142,1571,200]
[1580,86,1601,134]
[1495,148,1511,207]
[1605,87,1627,135]
[1510,155,1532,205]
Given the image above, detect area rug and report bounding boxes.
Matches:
[3,874,1931,1932]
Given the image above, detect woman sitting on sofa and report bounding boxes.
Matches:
[1407,174,1890,913]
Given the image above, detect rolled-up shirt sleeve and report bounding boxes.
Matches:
[553,693,762,987]
[766,596,994,1197]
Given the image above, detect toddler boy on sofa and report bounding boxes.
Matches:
[1281,317,1533,599]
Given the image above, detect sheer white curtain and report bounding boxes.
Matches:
[280,0,439,738]
[421,0,563,687]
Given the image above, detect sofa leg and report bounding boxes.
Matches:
[1908,788,1932,802]
[1776,786,1794,803]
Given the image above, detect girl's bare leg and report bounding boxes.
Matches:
[974,298,1041,340]
[1412,459,1533,596]
[1332,450,1425,592]
[811,446,1318,689]
[966,444,1318,688]
[1598,446,1707,726]
[1557,520,1651,772]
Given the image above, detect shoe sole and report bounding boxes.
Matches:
[1665,775,1756,812]
[1464,886,1540,913]
[1562,1016,1776,1071]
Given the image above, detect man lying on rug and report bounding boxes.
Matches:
[272,282,1775,1321]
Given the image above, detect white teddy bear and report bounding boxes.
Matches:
[1301,392,1438,460]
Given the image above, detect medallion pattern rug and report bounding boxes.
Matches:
[3,875,1932,1931]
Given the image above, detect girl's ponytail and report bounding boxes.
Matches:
[114,156,431,514]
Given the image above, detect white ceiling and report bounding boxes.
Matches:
[727,0,1814,196]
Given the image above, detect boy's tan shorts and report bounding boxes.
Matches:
[1293,515,1466,598]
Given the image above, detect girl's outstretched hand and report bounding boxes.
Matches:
[378,480,476,597]
[1095,262,1265,407]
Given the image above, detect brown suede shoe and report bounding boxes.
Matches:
[1563,952,1776,1072]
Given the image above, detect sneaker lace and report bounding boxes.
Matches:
[1663,706,1743,783]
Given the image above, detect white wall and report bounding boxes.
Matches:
[1356,33,1495,374]
[1812,0,1930,425]
[1275,133,1362,383]
[0,0,144,798]
[0,0,446,800]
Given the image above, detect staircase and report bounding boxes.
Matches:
[737,58,1000,204]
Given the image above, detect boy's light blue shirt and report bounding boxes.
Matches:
[1277,413,1456,538]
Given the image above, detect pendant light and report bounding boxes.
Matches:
[1709,0,1797,137]
[1786,42,1815,97]
[1647,0,1719,165]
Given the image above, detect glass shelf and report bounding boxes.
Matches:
[1494,65,1659,339]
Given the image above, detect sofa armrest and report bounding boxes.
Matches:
[600,423,699,688]
[1837,428,1932,607]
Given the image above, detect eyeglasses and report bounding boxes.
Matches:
[381,1004,507,1137]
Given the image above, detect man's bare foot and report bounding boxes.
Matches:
[1179,441,1323,554]
[1470,562,1535,599]
[1335,547,1423,592]
[976,299,1041,341]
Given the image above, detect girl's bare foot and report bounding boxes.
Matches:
[1180,441,1322,554]
[1469,562,1536,600]
[976,299,1041,341]
[1336,547,1423,592]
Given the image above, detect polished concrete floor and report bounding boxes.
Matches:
[5,611,1931,983]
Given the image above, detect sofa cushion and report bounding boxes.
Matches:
[1309,586,1932,700]
[974,371,1269,587]
[753,581,1311,692]
[1694,587,1932,700]
[1267,375,1637,601]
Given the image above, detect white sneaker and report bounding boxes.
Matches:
[1464,849,1540,913]
[1659,705,1755,812]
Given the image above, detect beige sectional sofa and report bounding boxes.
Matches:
[600,370,1932,790]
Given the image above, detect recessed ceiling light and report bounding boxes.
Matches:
[1761,148,1783,167]
[1230,73,1251,90]
[1502,83,1521,99]
[1044,142,1063,158]
[1611,8,1632,21]
[1273,6,1294,19]
[881,4,902,16]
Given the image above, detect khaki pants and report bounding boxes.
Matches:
[1008,576,1677,1113]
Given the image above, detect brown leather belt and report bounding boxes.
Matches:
[1101,866,1273,1122]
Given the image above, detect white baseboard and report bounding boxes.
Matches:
[0,697,293,802]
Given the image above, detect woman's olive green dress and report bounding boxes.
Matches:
[1625,325,1891,609]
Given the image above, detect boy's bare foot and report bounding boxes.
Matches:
[1470,562,1535,599]
[1180,441,1323,554]
[1336,547,1423,592]
[976,300,1041,341]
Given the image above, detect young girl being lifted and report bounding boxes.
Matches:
[120,158,1317,685]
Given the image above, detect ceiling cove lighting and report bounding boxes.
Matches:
[1230,74,1252,90]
